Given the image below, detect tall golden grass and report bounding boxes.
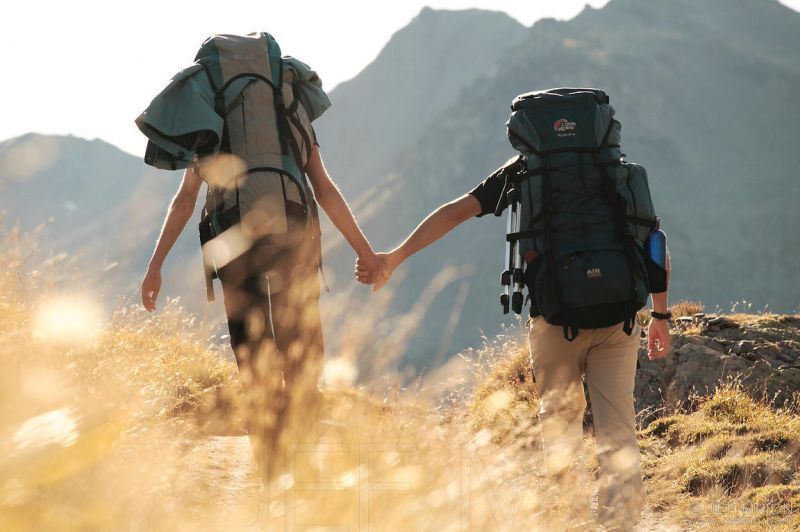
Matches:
[4,222,799,530]
[0,225,580,531]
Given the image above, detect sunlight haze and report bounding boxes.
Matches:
[2,0,789,158]
[2,1,800,528]
[2,0,799,156]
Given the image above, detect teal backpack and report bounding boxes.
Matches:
[136,33,331,301]
[498,88,657,340]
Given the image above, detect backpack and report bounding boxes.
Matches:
[195,33,321,300]
[136,32,327,301]
[499,88,657,340]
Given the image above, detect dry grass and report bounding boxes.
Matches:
[3,222,800,530]
[0,227,559,530]
[670,300,706,318]
[727,314,800,343]
[639,383,800,529]
[469,333,538,442]
[636,300,705,331]
[0,226,248,529]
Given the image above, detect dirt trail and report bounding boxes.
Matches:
[185,435,260,528]
[187,435,681,531]
[636,507,683,531]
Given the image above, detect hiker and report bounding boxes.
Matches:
[357,88,671,529]
[136,33,381,476]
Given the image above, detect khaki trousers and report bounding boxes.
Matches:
[528,316,644,528]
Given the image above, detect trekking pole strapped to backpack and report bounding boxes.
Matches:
[500,88,659,340]
[499,171,525,315]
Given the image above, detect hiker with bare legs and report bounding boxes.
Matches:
[357,88,671,529]
[136,33,381,482]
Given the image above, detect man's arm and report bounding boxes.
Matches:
[141,166,202,311]
[647,248,671,360]
[305,146,380,274]
[356,194,482,291]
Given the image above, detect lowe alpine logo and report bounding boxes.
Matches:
[554,118,577,136]
[553,118,576,132]
[586,267,602,280]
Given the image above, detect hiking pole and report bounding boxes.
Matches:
[500,183,524,314]
[508,185,524,314]
[495,156,525,314]
[500,196,513,314]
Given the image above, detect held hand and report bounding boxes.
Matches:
[354,251,385,286]
[647,318,671,360]
[141,267,162,312]
[355,251,400,292]
[372,252,400,292]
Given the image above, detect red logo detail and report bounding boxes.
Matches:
[554,118,577,133]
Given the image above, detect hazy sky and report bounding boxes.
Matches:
[2,0,798,156]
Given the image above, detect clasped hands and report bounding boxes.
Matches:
[354,250,400,292]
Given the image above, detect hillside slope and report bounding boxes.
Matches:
[315,8,528,196]
[337,0,800,363]
[0,134,208,310]
[1,1,798,367]
[3,229,797,529]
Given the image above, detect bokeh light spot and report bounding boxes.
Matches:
[32,295,105,345]
[12,408,79,451]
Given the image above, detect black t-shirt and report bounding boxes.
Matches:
[468,167,508,217]
[467,162,667,308]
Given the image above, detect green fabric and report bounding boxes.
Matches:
[135,34,330,170]
[136,64,221,169]
[135,64,251,170]
[507,88,620,155]
[265,32,282,86]
[194,37,223,89]
[283,56,332,122]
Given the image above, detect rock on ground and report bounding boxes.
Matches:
[635,315,800,424]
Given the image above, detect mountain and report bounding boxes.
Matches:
[0,7,531,357]
[2,1,799,370]
[0,134,209,312]
[320,0,800,364]
[315,8,527,196]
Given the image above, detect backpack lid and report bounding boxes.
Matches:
[195,32,281,89]
[136,32,330,172]
[506,88,619,155]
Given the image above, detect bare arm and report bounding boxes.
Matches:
[305,145,378,265]
[391,194,480,264]
[357,194,481,290]
[141,167,203,311]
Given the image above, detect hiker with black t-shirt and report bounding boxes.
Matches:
[356,88,671,529]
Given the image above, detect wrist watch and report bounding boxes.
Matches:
[650,310,672,320]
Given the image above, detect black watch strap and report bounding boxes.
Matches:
[651,310,672,320]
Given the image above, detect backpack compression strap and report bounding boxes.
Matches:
[196,34,313,302]
[196,49,312,221]
[594,154,639,336]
